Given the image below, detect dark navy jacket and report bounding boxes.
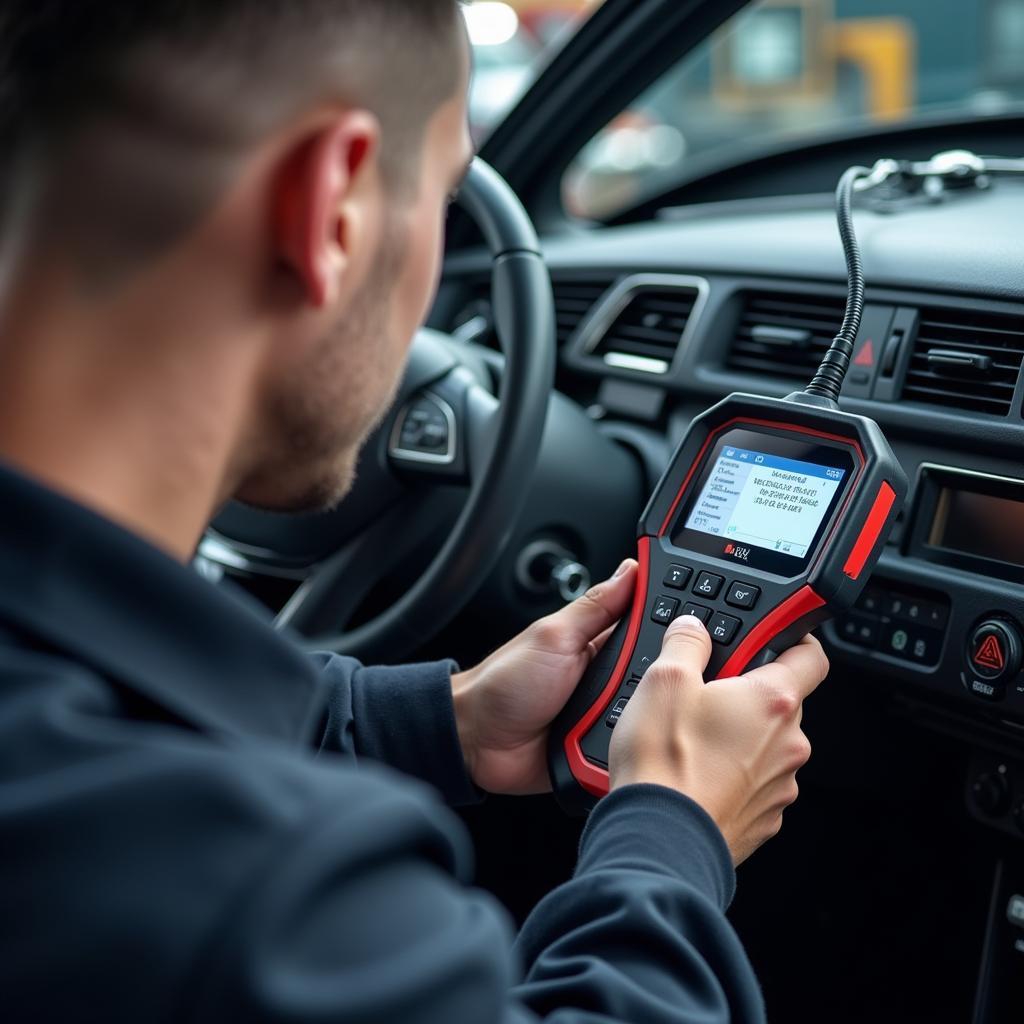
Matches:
[0,463,765,1023]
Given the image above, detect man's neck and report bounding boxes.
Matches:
[0,274,260,562]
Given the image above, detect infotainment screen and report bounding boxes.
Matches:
[672,428,857,577]
[929,488,1024,568]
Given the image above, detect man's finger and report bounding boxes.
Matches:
[739,634,829,703]
[651,615,712,688]
[551,559,638,646]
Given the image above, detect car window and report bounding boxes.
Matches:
[563,0,1024,220]
[465,1,607,143]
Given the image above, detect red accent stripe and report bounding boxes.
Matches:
[658,416,866,537]
[563,537,650,797]
[716,585,826,679]
[843,482,896,580]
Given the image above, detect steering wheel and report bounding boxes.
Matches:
[208,159,555,662]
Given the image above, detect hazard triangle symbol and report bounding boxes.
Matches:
[854,339,875,367]
[973,634,1005,671]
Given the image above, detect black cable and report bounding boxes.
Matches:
[804,165,870,405]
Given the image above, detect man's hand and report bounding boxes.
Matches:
[610,614,828,865]
[452,559,639,796]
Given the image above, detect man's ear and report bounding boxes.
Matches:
[273,111,382,309]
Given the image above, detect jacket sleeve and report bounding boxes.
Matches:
[189,764,764,1024]
[312,652,480,806]
[511,784,767,1024]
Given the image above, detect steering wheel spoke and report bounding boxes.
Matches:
[274,489,463,642]
[388,361,502,482]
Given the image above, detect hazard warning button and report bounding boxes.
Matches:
[966,619,1022,686]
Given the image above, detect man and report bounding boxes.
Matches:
[0,3,826,1021]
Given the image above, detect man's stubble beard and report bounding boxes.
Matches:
[238,218,410,515]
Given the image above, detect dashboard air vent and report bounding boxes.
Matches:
[552,275,618,347]
[902,306,1024,417]
[585,276,705,375]
[727,292,846,382]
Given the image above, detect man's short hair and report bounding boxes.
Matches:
[0,1,463,277]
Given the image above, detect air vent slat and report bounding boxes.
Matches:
[898,385,1010,412]
[726,291,846,383]
[747,297,843,317]
[910,355,1020,376]
[612,324,686,344]
[904,374,1017,393]
[741,314,839,334]
[587,281,704,375]
[917,318,1024,340]
[550,275,618,346]
[902,305,1024,416]
[604,340,682,360]
[914,339,1024,360]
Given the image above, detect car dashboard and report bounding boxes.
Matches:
[436,180,1024,844]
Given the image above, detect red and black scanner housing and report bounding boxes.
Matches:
[548,392,908,815]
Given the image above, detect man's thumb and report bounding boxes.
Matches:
[654,615,713,688]
[555,558,638,645]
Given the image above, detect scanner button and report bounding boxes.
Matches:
[709,613,742,646]
[693,572,724,599]
[726,582,761,610]
[606,697,630,728]
[680,602,712,624]
[651,596,680,626]
[663,565,693,590]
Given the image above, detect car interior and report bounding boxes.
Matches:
[197,2,1024,1020]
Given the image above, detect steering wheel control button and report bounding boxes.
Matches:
[693,572,724,600]
[680,602,712,624]
[708,613,742,646]
[663,565,693,590]
[605,697,630,728]
[389,393,456,465]
[650,595,681,626]
[726,582,760,610]
[967,620,1022,684]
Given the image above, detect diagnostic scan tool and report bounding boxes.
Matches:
[549,166,910,813]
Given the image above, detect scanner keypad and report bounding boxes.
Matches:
[645,568,764,650]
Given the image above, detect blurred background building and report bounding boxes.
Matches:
[464,0,1024,219]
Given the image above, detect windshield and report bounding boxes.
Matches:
[464,1,605,142]
[560,0,1024,220]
